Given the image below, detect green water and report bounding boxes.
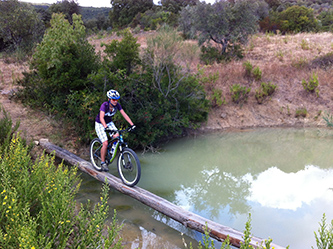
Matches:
[77,127,333,249]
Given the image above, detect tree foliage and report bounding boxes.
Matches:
[160,0,197,14]
[277,5,318,33]
[103,28,141,75]
[48,0,80,24]
[0,0,44,51]
[317,9,333,32]
[18,13,100,138]
[179,0,263,56]
[109,0,154,28]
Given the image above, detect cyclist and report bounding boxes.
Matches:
[95,89,135,171]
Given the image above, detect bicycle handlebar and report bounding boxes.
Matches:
[105,127,133,134]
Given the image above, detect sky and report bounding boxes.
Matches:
[20,0,215,8]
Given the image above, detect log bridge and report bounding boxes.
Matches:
[39,139,286,249]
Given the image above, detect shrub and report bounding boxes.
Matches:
[200,44,244,65]
[0,136,123,248]
[317,9,333,32]
[0,105,20,153]
[243,60,253,78]
[295,107,308,118]
[200,46,226,65]
[302,72,319,96]
[211,88,225,107]
[278,5,319,33]
[255,81,277,104]
[252,66,262,81]
[17,13,100,143]
[230,84,251,105]
[243,61,262,81]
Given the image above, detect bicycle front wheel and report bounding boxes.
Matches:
[117,148,141,187]
[90,138,103,171]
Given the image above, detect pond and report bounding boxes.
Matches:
[76,127,333,249]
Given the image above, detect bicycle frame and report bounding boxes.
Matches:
[106,130,128,164]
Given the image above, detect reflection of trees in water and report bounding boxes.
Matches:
[177,167,251,219]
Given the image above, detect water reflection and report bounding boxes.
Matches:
[175,167,251,218]
[138,128,333,248]
[246,165,333,210]
[78,128,333,249]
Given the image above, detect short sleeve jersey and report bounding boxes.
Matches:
[95,101,122,124]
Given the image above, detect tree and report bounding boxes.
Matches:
[318,9,333,32]
[278,5,319,33]
[0,0,44,51]
[180,0,261,55]
[109,0,154,28]
[49,0,80,24]
[20,13,99,115]
[160,0,197,14]
[103,28,141,75]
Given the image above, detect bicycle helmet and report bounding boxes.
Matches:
[107,89,120,100]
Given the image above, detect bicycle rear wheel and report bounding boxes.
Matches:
[117,148,141,187]
[90,138,103,171]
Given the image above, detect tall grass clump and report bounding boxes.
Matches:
[323,112,333,127]
[0,134,123,248]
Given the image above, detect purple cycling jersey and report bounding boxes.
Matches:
[95,101,122,124]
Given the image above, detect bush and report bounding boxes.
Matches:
[0,136,123,248]
[252,66,262,81]
[17,13,100,143]
[0,105,20,153]
[255,81,277,104]
[211,88,225,107]
[243,60,253,78]
[278,5,319,33]
[243,61,262,81]
[302,72,319,96]
[318,9,333,32]
[200,44,244,65]
[295,107,308,118]
[230,84,251,105]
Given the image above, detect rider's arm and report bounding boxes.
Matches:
[120,109,134,126]
[99,111,108,128]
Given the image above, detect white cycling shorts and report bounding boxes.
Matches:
[95,121,117,143]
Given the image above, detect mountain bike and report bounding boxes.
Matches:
[89,127,141,187]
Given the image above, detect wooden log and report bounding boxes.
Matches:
[38,138,286,249]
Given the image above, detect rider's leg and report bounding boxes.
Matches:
[95,121,109,164]
[101,140,108,162]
